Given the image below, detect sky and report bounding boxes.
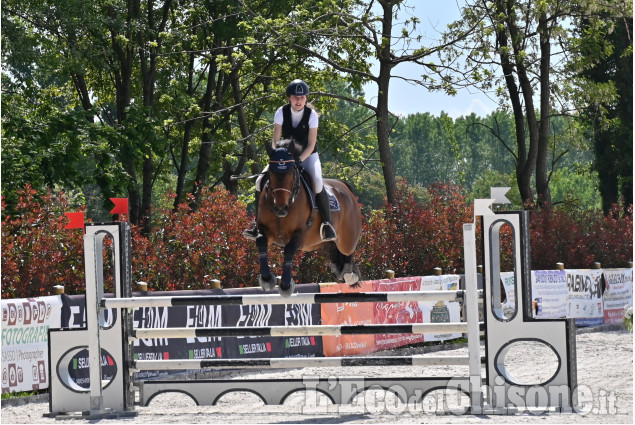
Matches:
[362,0,500,119]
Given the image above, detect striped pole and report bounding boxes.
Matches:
[103,290,481,309]
[130,322,476,340]
[132,355,482,371]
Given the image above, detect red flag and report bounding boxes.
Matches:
[64,212,85,230]
[110,198,129,215]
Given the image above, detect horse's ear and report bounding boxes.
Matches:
[265,142,275,157]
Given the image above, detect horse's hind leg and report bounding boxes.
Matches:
[341,254,360,286]
[328,243,360,286]
[256,235,275,291]
[327,243,343,281]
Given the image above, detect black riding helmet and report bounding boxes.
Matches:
[286,79,309,97]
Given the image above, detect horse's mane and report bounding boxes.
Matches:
[275,138,303,157]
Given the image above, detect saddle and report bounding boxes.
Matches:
[298,169,340,213]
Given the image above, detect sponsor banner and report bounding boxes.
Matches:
[64,284,323,377]
[320,281,376,357]
[219,285,321,359]
[602,269,633,324]
[500,272,517,318]
[530,270,568,319]
[567,269,604,327]
[1,296,62,393]
[372,277,425,350]
[418,275,462,342]
[320,276,463,357]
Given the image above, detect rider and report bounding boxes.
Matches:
[243,79,337,242]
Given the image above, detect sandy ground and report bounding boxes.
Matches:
[1,329,632,424]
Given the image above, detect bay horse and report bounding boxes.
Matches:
[256,139,362,297]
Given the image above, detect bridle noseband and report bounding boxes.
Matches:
[267,158,301,215]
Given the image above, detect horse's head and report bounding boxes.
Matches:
[265,139,301,217]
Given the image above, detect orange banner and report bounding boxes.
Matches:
[320,281,377,357]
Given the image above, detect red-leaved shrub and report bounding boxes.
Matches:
[1,186,86,298]
[1,184,632,299]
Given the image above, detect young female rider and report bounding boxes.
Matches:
[243,79,337,242]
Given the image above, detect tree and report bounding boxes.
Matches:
[242,0,479,204]
[572,14,633,214]
[441,0,631,208]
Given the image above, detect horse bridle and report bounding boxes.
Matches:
[266,159,301,210]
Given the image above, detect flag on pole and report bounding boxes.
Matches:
[110,198,129,215]
[64,212,85,230]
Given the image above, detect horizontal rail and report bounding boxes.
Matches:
[130,322,475,340]
[103,290,483,309]
[132,355,483,371]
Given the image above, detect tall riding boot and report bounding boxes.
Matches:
[316,189,337,241]
[242,190,261,240]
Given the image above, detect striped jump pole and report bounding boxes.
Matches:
[131,355,481,372]
[102,290,480,309]
[130,322,477,339]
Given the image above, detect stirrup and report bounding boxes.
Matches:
[320,222,337,241]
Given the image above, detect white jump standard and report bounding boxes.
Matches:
[46,190,578,418]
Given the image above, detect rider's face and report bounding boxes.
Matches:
[288,95,307,111]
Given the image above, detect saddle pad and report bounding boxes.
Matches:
[324,185,341,212]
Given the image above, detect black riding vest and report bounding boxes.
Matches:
[281,104,317,154]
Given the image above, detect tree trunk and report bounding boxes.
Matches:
[494,1,534,205]
[108,4,140,224]
[191,61,218,208]
[376,0,398,204]
[535,12,552,208]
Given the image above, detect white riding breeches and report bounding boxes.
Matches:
[256,152,324,194]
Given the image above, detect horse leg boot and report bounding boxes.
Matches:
[316,189,337,241]
[278,240,297,298]
[256,234,276,291]
[242,190,261,240]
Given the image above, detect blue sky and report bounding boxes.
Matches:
[362,0,500,119]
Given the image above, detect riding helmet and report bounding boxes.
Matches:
[286,79,310,97]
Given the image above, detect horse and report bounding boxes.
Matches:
[255,139,362,297]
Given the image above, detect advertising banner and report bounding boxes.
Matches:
[602,269,633,324]
[567,269,604,326]
[530,270,568,319]
[64,284,323,379]
[417,275,462,342]
[372,277,425,350]
[320,280,376,356]
[320,276,463,356]
[1,296,62,393]
[499,271,517,319]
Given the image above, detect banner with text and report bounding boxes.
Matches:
[1,296,62,393]
[602,269,633,324]
[567,269,605,326]
[531,270,569,319]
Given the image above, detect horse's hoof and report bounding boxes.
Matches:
[343,272,359,286]
[259,274,276,292]
[278,278,295,298]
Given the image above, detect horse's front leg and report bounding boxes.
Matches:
[256,234,276,291]
[278,238,299,298]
